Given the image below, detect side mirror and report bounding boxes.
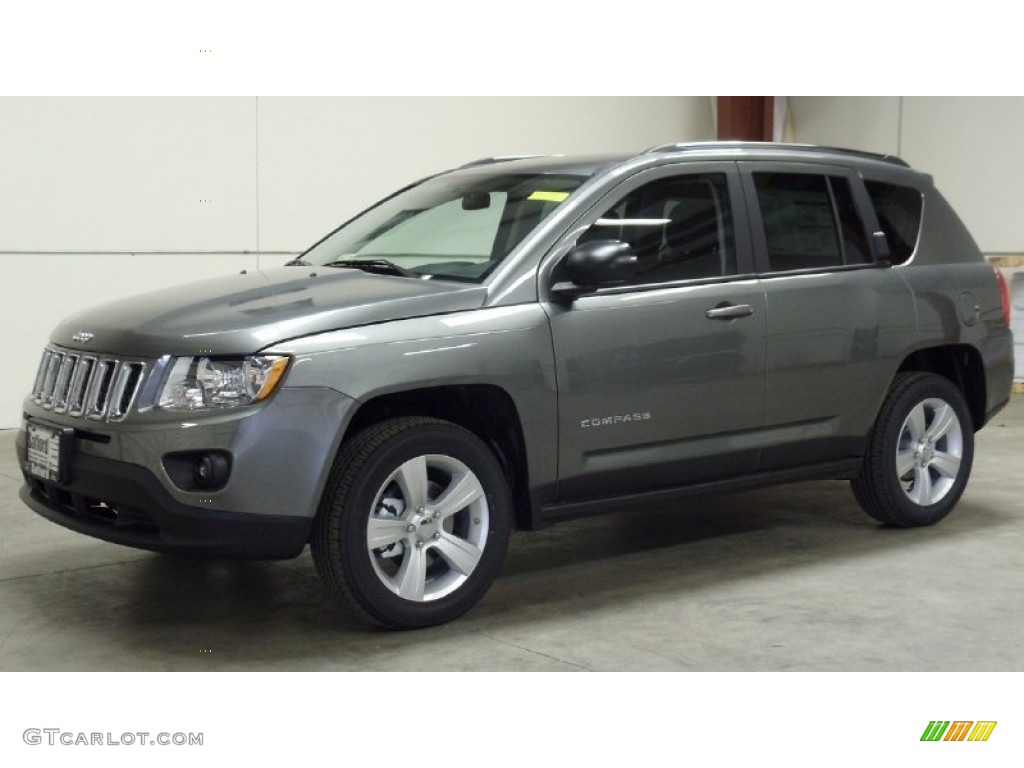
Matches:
[551,240,638,301]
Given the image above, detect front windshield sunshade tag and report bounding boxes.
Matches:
[528,190,571,203]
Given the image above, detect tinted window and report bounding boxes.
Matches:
[829,177,870,264]
[579,173,736,284]
[865,181,923,264]
[754,173,869,271]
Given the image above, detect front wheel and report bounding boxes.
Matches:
[851,372,974,527]
[312,417,511,629]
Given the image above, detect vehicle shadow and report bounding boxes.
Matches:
[2,479,1011,670]
[480,480,1009,622]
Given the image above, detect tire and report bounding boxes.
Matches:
[851,372,974,527]
[311,417,511,629]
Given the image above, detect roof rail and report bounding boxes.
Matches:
[643,141,909,167]
[459,155,549,169]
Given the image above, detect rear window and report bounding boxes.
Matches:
[865,181,923,264]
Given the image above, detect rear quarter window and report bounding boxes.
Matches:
[865,181,923,264]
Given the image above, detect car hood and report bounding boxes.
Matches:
[51,267,488,357]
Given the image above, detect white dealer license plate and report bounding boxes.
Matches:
[26,421,66,482]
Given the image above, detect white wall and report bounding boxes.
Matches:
[901,98,1024,255]
[0,98,258,252]
[0,96,713,428]
[257,97,712,251]
[788,97,900,156]
[789,96,1024,255]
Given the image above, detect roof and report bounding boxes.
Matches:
[453,141,914,179]
[644,141,909,167]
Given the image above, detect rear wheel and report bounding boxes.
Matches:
[851,372,974,527]
[312,417,511,629]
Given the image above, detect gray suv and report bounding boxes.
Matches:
[17,142,1015,628]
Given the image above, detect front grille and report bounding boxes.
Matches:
[31,346,148,422]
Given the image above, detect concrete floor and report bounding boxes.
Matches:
[1,397,1021,671]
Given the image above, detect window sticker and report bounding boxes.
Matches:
[528,190,571,203]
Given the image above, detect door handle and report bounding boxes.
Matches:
[705,303,754,320]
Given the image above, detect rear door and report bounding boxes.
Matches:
[542,162,768,502]
[739,162,917,470]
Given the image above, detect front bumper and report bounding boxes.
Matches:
[16,386,358,558]
[17,441,311,558]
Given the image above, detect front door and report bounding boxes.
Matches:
[543,163,767,503]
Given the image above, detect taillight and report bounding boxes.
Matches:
[994,266,1011,327]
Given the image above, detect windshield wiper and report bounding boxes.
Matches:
[323,259,418,277]
[284,258,312,266]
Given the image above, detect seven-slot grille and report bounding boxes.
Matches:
[31,346,147,422]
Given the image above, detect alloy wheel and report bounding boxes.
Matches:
[366,454,489,602]
[895,397,964,506]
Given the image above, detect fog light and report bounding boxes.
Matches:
[162,450,232,493]
[194,453,230,490]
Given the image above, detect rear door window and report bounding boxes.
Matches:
[752,172,870,272]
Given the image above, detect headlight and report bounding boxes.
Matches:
[158,355,289,411]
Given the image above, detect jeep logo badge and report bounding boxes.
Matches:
[71,331,94,343]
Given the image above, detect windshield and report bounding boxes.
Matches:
[299,171,586,281]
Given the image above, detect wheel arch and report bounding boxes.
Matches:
[896,344,986,430]
[342,384,536,531]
